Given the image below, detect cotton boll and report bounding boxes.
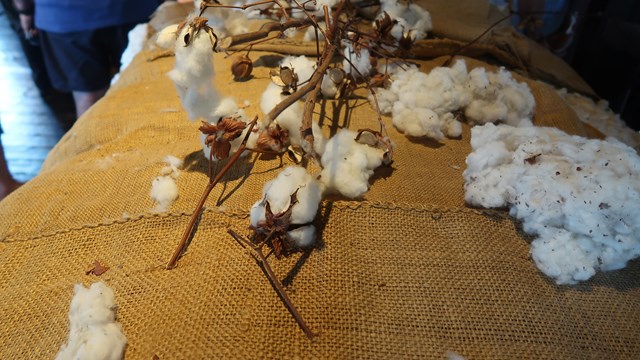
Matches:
[250,166,322,227]
[342,41,372,78]
[320,129,385,198]
[151,175,179,212]
[378,0,432,42]
[56,282,126,360]
[464,123,640,284]
[167,17,222,121]
[280,55,316,85]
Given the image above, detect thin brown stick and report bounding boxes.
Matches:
[227,229,315,339]
[219,17,317,49]
[166,116,259,269]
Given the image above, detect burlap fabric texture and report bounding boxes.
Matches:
[0,44,638,359]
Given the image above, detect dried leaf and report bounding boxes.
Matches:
[85,260,109,276]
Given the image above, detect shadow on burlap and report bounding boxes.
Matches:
[0,46,638,359]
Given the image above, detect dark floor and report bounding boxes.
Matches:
[0,8,65,182]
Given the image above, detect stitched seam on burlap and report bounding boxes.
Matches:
[0,200,509,243]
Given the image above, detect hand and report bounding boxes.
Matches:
[18,14,38,39]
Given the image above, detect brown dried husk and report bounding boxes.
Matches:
[0,46,637,359]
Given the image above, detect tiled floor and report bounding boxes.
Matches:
[0,8,65,182]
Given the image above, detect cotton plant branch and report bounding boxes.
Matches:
[167,116,259,269]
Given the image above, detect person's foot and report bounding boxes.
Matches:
[0,179,23,201]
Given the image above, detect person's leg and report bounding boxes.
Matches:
[72,88,107,118]
[0,126,22,201]
[39,29,114,119]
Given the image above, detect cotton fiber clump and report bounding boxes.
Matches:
[250,166,322,248]
[194,0,252,37]
[320,129,386,198]
[151,156,183,212]
[158,18,242,124]
[556,88,640,150]
[56,282,126,360]
[465,67,535,126]
[261,56,326,155]
[372,59,535,141]
[464,123,640,284]
[342,40,373,78]
[378,0,432,42]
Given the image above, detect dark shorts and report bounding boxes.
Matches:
[39,23,136,92]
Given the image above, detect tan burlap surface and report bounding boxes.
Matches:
[0,48,638,359]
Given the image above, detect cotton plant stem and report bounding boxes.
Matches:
[166,116,259,269]
[219,17,317,50]
[227,229,315,339]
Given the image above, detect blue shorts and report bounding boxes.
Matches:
[39,23,136,92]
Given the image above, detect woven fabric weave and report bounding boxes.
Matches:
[0,48,637,359]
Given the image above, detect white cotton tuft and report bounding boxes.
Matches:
[378,0,432,42]
[55,282,126,360]
[464,123,640,284]
[151,176,179,212]
[286,225,317,248]
[261,81,326,155]
[320,129,385,198]
[279,55,317,86]
[342,40,372,78]
[369,59,536,141]
[556,88,640,150]
[250,167,322,248]
[250,166,322,226]
[155,24,179,49]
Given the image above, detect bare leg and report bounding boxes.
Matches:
[72,88,108,118]
[0,140,22,201]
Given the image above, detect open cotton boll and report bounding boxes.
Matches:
[250,166,322,226]
[166,17,222,122]
[320,129,385,198]
[464,123,640,284]
[55,282,126,360]
[261,83,326,155]
[279,55,317,85]
[342,41,372,78]
[557,88,640,150]
[379,0,432,42]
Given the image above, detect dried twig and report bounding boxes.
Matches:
[227,229,315,339]
[166,116,259,269]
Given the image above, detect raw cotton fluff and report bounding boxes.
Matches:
[55,282,126,360]
[150,156,182,212]
[261,79,326,155]
[464,123,640,284]
[196,0,252,38]
[320,129,386,198]
[556,88,640,150]
[465,67,535,126]
[374,61,469,139]
[342,40,372,78]
[279,55,317,85]
[371,60,535,140]
[250,166,322,248]
[379,0,432,42]
[163,19,222,122]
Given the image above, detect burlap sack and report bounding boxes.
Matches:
[0,42,638,359]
